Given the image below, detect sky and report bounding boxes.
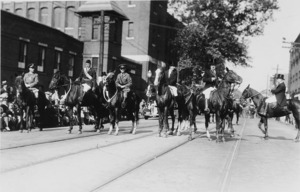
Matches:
[228,0,300,92]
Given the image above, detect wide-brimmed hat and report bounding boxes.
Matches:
[119,64,127,69]
[28,63,35,69]
[276,74,285,80]
[2,80,7,86]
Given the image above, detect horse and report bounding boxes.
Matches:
[240,85,300,142]
[174,83,198,140]
[49,71,105,134]
[103,72,140,135]
[195,68,243,142]
[228,98,243,125]
[14,75,48,132]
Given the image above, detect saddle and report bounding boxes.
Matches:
[258,98,291,117]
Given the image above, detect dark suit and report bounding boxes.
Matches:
[202,69,217,89]
[271,82,287,107]
[165,67,177,86]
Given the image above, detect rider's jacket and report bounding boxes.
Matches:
[23,72,39,88]
[116,72,132,89]
[202,69,217,89]
[78,67,96,87]
[165,66,177,86]
[271,82,287,107]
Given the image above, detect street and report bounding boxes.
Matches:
[0,116,300,192]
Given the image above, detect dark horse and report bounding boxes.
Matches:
[228,97,243,125]
[14,75,48,132]
[240,85,300,142]
[49,71,105,134]
[195,68,242,142]
[104,72,140,135]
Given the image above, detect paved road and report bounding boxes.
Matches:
[0,116,299,192]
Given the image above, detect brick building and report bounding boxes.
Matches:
[288,33,300,99]
[1,10,83,90]
[1,1,183,95]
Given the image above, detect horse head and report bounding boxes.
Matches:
[104,72,115,87]
[49,71,66,90]
[14,75,25,95]
[240,84,253,106]
[223,68,243,85]
[154,68,165,87]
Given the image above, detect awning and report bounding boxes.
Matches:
[76,1,128,20]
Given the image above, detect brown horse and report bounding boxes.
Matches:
[49,71,105,134]
[104,72,140,135]
[195,68,242,142]
[240,85,300,142]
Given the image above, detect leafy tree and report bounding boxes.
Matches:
[169,0,279,71]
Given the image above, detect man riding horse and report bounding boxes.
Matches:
[23,63,40,100]
[115,64,132,108]
[202,64,222,112]
[258,74,290,116]
[162,62,178,98]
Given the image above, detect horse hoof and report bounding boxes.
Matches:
[177,132,181,136]
[157,134,161,137]
[108,132,112,135]
[68,130,72,134]
[114,132,119,136]
[132,131,136,135]
[294,139,299,143]
[188,136,192,141]
[39,128,43,131]
[78,131,82,134]
[263,136,269,140]
[163,134,168,138]
[208,138,212,141]
[97,129,101,133]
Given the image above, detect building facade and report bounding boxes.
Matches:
[1,1,182,95]
[1,10,83,90]
[288,33,300,99]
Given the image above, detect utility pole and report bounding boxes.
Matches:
[97,10,105,77]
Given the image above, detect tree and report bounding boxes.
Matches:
[169,0,279,70]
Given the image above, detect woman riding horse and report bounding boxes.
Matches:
[49,71,105,134]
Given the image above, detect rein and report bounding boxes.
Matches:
[103,85,118,103]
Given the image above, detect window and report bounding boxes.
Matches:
[54,51,61,72]
[92,57,98,71]
[37,46,46,72]
[68,54,75,77]
[15,8,23,16]
[128,22,134,38]
[66,6,75,28]
[53,7,63,29]
[27,8,35,20]
[40,7,48,25]
[18,41,28,68]
[92,17,99,39]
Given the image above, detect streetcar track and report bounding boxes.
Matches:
[0,125,156,150]
[89,132,203,192]
[220,118,247,192]
[1,132,157,173]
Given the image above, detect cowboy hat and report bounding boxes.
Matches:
[276,74,285,80]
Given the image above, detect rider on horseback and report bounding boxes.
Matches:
[23,63,39,99]
[163,62,178,97]
[202,64,221,112]
[116,64,132,108]
[77,60,96,93]
[271,74,289,111]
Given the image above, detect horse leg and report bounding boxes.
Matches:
[258,117,265,135]
[162,106,169,138]
[157,108,163,137]
[263,117,269,139]
[114,108,120,136]
[77,105,83,134]
[215,113,221,143]
[108,109,114,135]
[188,110,195,141]
[176,108,182,136]
[205,113,211,141]
[168,108,175,135]
[67,107,74,134]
